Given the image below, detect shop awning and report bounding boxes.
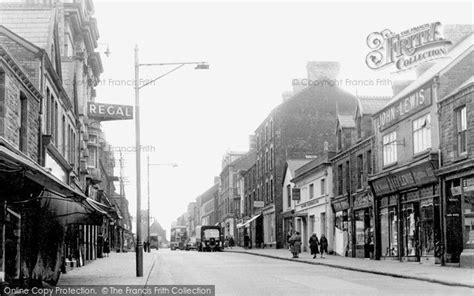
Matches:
[0,144,113,221]
[237,213,261,228]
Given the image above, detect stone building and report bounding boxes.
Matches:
[436,65,474,267]
[369,33,473,265]
[253,62,357,248]
[331,96,389,258]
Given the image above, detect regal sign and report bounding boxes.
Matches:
[374,84,432,131]
[87,102,133,121]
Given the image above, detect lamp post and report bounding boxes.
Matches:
[147,155,178,253]
[134,45,208,276]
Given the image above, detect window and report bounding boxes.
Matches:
[19,92,28,153]
[413,114,431,154]
[456,106,467,155]
[270,179,274,201]
[383,131,397,166]
[309,183,314,199]
[62,115,66,156]
[338,164,343,195]
[321,179,326,195]
[286,184,291,208]
[337,129,342,151]
[46,88,51,134]
[345,161,350,193]
[270,147,273,170]
[357,154,363,189]
[367,150,372,175]
[54,101,58,144]
[87,135,98,168]
[357,114,362,139]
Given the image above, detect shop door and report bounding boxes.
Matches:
[1,205,21,283]
[402,202,420,260]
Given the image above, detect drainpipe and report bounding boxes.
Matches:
[38,51,45,165]
[434,75,446,266]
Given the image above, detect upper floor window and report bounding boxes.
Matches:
[357,154,363,189]
[321,178,326,195]
[309,183,314,199]
[19,92,28,153]
[383,131,397,166]
[356,115,362,139]
[337,164,343,195]
[337,128,342,151]
[367,150,372,175]
[456,106,467,155]
[413,114,431,154]
[286,184,291,208]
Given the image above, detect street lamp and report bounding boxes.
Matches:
[134,45,208,276]
[147,155,178,253]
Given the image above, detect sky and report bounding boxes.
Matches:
[92,0,473,239]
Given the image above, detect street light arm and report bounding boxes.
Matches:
[139,63,186,90]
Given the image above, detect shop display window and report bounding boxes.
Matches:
[402,203,417,257]
[380,207,398,257]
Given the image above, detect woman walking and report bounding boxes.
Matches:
[289,232,302,258]
[320,234,328,258]
[309,233,319,259]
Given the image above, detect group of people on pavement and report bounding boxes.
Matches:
[288,232,328,259]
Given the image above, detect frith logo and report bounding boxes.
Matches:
[366,22,451,72]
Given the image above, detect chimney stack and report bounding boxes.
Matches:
[306,61,340,81]
[282,91,293,102]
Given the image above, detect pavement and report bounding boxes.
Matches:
[225,247,474,288]
[58,251,159,286]
[56,249,473,296]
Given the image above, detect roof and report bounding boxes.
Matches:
[292,153,334,183]
[382,33,474,108]
[357,96,391,115]
[0,4,55,50]
[337,114,355,128]
[287,159,312,177]
[439,75,474,103]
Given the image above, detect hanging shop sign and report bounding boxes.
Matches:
[254,201,265,208]
[374,84,432,131]
[87,102,133,121]
[292,188,301,201]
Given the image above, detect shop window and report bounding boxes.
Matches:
[413,114,431,154]
[402,203,417,257]
[380,207,398,257]
[0,205,21,282]
[456,106,467,155]
[382,131,397,166]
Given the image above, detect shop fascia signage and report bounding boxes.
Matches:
[371,161,437,195]
[254,201,264,208]
[374,84,432,131]
[87,102,133,121]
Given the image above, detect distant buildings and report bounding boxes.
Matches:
[173,28,474,268]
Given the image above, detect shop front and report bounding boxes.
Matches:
[262,205,276,248]
[370,155,440,263]
[352,191,374,259]
[437,159,474,267]
[332,196,351,256]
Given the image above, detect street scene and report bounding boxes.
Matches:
[0,0,473,295]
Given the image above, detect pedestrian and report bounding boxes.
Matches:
[229,236,234,249]
[244,234,250,249]
[289,231,302,258]
[320,234,328,258]
[104,238,110,257]
[309,233,319,259]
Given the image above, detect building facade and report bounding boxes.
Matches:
[370,34,473,264]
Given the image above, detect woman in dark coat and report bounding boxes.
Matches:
[319,234,328,258]
[309,233,319,259]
